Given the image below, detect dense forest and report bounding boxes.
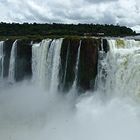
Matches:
[0,22,136,38]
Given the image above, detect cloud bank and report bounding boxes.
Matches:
[0,0,140,32]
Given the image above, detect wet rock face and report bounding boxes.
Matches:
[60,38,100,93]
[59,38,80,91]
[15,39,32,81]
[99,39,109,53]
[103,39,109,53]
[78,38,99,92]
[3,39,14,78]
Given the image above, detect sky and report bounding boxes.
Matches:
[0,0,140,32]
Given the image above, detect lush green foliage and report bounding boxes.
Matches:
[0,22,136,37]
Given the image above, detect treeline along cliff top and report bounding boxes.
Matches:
[0,22,136,37]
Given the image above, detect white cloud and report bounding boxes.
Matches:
[132,25,140,33]
[0,0,140,32]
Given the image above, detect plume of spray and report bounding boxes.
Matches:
[0,38,140,140]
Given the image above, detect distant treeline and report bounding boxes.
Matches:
[0,22,136,37]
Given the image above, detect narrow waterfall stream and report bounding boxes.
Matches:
[8,40,17,83]
[72,40,81,90]
[0,41,4,80]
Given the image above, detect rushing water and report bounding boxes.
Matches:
[72,40,81,91]
[97,39,140,100]
[49,39,63,93]
[0,41,4,80]
[32,38,63,92]
[0,38,140,140]
[8,40,17,83]
[32,39,52,86]
[62,42,70,89]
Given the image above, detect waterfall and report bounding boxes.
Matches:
[44,38,63,92]
[0,37,139,97]
[32,39,52,86]
[32,38,63,92]
[62,42,70,89]
[1,37,140,140]
[0,41,4,80]
[8,40,17,83]
[50,38,63,93]
[95,39,108,92]
[44,39,56,90]
[97,38,140,99]
[71,40,81,91]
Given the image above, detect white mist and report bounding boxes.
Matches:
[0,38,140,140]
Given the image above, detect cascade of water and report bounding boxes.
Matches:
[32,43,40,82]
[32,38,63,92]
[62,42,70,89]
[8,40,17,83]
[0,41,4,80]
[50,38,63,93]
[44,39,56,90]
[97,38,140,99]
[44,39,63,92]
[95,39,108,92]
[71,40,82,91]
[32,39,52,86]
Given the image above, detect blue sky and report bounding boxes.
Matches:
[0,0,140,32]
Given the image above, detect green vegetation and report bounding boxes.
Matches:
[0,22,136,39]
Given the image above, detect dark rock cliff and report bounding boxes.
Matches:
[59,38,100,92]
[78,38,99,92]
[3,39,14,78]
[59,38,80,91]
[2,37,107,93]
[15,39,32,81]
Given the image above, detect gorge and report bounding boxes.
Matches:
[0,37,140,140]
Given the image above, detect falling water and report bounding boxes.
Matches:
[97,38,140,100]
[62,42,70,88]
[50,38,63,93]
[95,39,108,93]
[72,40,81,90]
[0,38,140,140]
[0,41,4,80]
[44,39,56,90]
[32,39,52,86]
[8,40,17,83]
[32,38,63,92]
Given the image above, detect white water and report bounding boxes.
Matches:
[0,83,140,140]
[32,39,51,86]
[8,40,17,83]
[32,38,63,93]
[0,38,140,140]
[72,40,81,91]
[0,41,4,80]
[97,38,140,100]
[50,38,63,93]
[95,39,108,93]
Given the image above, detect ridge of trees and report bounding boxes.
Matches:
[0,22,136,37]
